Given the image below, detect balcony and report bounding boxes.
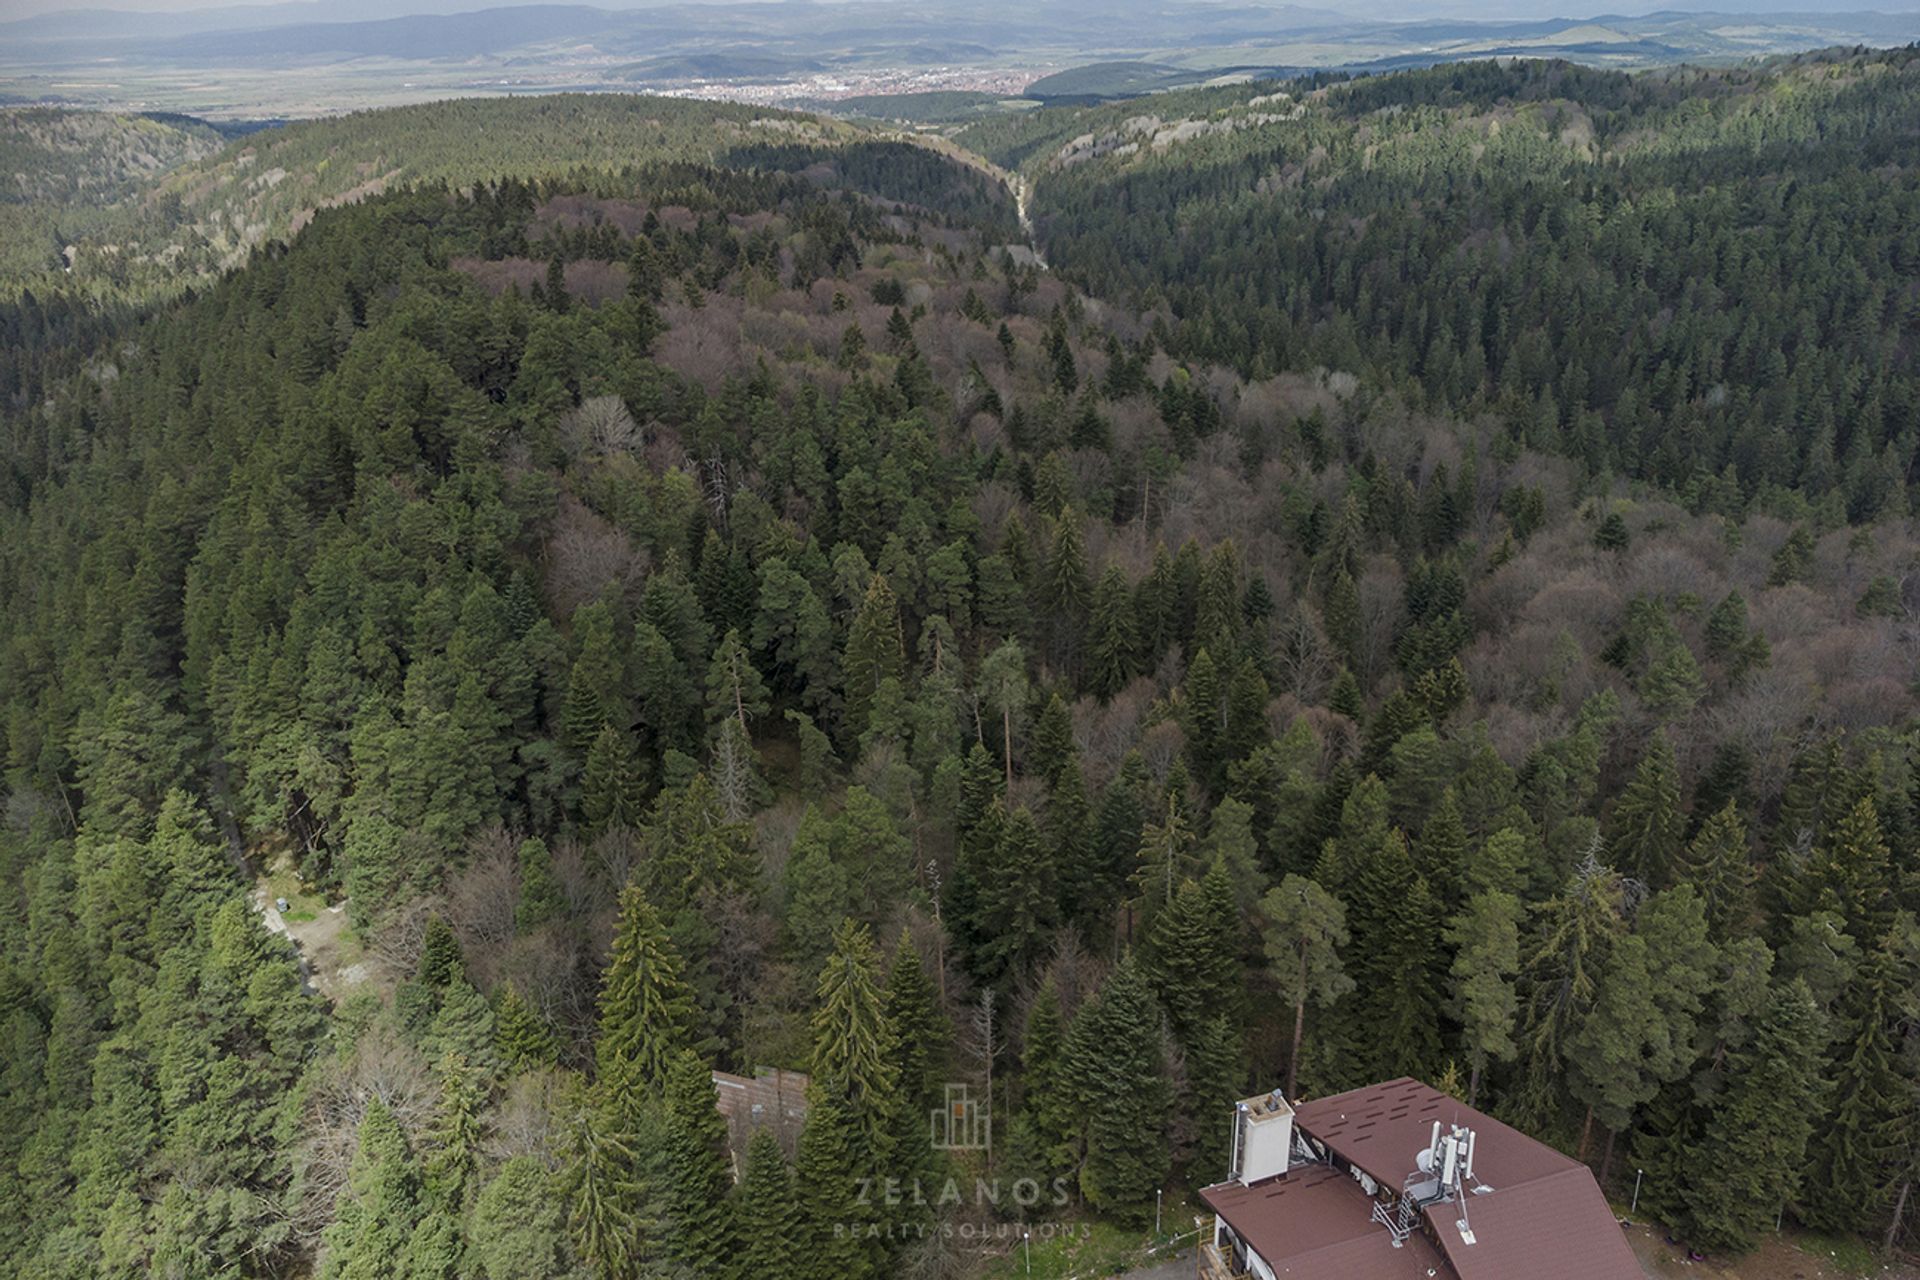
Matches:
[1198,1239,1243,1280]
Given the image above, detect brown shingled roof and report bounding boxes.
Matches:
[1206,1078,1641,1280]
[1200,1164,1452,1279]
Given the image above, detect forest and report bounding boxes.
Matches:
[1,53,1919,1280]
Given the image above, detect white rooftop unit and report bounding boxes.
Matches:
[1228,1088,1294,1185]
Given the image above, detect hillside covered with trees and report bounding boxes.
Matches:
[1,58,1919,1280]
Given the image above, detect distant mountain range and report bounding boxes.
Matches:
[5,0,1919,115]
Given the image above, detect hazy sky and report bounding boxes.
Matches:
[4,0,1917,25]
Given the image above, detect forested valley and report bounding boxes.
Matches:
[2,52,1920,1280]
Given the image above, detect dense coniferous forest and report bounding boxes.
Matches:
[970,49,1920,507]
[1,60,1919,1280]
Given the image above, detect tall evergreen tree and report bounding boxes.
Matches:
[658,1049,737,1274]
[1802,924,1916,1235]
[1610,729,1684,888]
[1059,955,1171,1224]
[1679,980,1827,1254]
[1146,860,1243,1047]
[1677,802,1753,941]
[1446,890,1522,1105]
[596,885,698,1094]
[1343,828,1445,1081]
[736,1128,802,1278]
[1261,874,1352,1097]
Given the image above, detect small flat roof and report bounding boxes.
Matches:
[1207,1078,1641,1280]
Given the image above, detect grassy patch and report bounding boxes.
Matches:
[1794,1232,1879,1277]
[976,1220,1140,1279]
[283,909,317,923]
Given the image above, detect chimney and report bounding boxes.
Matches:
[1228,1088,1294,1185]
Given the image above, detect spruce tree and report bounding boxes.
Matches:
[1060,955,1171,1224]
[563,1096,642,1280]
[320,1099,424,1280]
[884,931,948,1125]
[1146,860,1242,1047]
[494,983,557,1072]
[792,1091,870,1280]
[840,574,904,744]
[581,724,646,833]
[658,1049,737,1273]
[1680,980,1827,1254]
[1012,980,1077,1184]
[810,921,901,1182]
[736,1128,801,1277]
[1677,802,1753,941]
[1182,1013,1243,1189]
[1028,692,1076,788]
[1802,927,1914,1235]
[514,837,564,933]
[969,804,1058,987]
[1344,828,1445,1081]
[1417,786,1470,910]
[596,885,698,1094]
[1610,729,1684,887]
[1087,566,1138,702]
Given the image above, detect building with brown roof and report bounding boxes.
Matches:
[1198,1078,1641,1280]
[711,1066,809,1173]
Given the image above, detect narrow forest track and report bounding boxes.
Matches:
[882,127,1047,266]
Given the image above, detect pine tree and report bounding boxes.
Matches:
[1060,955,1170,1224]
[973,643,1027,791]
[1610,729,1684,887]
[658,1049,737,1272]
[1261,874,1352,1097]
[1446,890,1522,1105]
[705,627,770,730]
[596,885,698,1094]
[736,1128,802,1277]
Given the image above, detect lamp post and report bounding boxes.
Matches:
[1023,1227,1032,1275]
[1156,1188,1163,1236]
